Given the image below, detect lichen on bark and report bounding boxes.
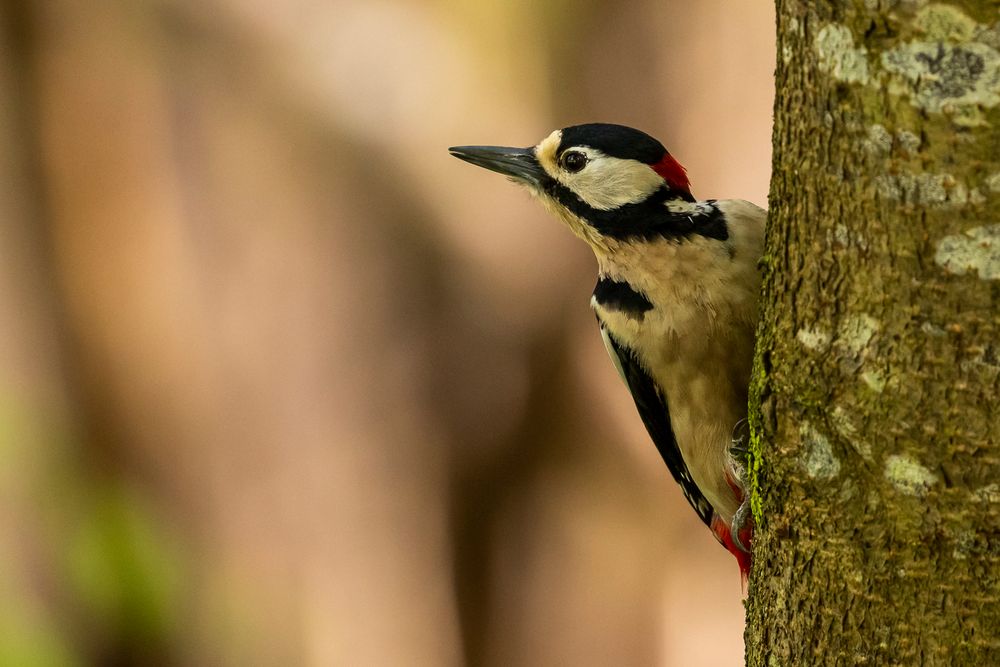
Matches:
[747,1,1000,664]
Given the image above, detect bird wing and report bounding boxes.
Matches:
[599,323,714,527]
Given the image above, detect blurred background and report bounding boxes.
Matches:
[0,1,774,665]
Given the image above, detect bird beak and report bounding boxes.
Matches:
[448,145,545,187]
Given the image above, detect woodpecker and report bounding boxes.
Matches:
[450,124,764,577]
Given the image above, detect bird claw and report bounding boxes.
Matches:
[729,418,751,478]
[729,418,750,456]
[728,418,753,554]
[731,498,752,553]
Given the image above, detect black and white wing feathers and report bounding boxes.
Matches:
[599,323,714,527]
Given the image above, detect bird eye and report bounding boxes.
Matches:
[561,150,588,173]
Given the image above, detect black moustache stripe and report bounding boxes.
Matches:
[540,178,727,242]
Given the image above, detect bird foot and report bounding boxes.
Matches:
[728,418,753,555]
[730,497,752,553]
[729,417,750,458]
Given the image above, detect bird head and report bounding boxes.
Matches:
[450,123,699,252]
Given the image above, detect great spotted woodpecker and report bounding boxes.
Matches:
[450,124,764,577]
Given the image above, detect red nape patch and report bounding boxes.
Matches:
[651,153,691,195]
[712,516,753,585]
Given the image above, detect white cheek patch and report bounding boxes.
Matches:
[536,144,664,211]
[565,152,664,210]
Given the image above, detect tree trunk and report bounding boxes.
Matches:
[747,1,1000,664]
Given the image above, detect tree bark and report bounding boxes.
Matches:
[747,1,1000,664]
